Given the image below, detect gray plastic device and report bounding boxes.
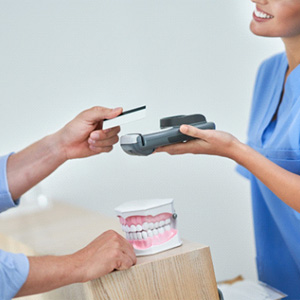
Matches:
[120,114,215,156]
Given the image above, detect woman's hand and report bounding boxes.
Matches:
[156,124,241,160]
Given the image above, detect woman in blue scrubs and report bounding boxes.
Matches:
[157,0,300,298]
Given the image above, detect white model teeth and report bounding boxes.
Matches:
[142,222,149,230]
[254,8,273,19]
[158,227,164,234]
[124,222,179,244]
[137,232,142,240]
[142,231,148,240]
[136,224,143,232]
[127,226,172,240]
[122,217,174,241]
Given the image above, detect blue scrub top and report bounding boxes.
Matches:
[237,52,300,299]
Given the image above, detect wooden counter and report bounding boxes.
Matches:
[0,201,219,300]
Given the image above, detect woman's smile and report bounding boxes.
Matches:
[253,7,274,22]
[250,0,300,38]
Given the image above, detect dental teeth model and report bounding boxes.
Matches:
[115,199,182,256]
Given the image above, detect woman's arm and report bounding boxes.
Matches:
[156,124,300,212]
[7,106,122,200]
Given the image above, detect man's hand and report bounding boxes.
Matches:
[72,230,137,282]
[7,106,123,200]
[16,230,136,297]
[57,106,123,160]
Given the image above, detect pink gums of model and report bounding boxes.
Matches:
[115,199,182,256]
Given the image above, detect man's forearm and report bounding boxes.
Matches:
[7,133,66,200]
[6,106,123,200]
[15,230,137,297]
[15,255,79,297]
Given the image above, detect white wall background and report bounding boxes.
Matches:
[0,0,284,282]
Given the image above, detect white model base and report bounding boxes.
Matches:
[134,234,182,257]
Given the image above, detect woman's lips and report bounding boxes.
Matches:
[253,7,274,22]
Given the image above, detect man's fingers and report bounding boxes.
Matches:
[89,126,121,141]
[114,251,136,271]
[108,232,137,266]
[100,230,137,265]
[81,106,123,123]
[88,135,119,148]
[121,240,137,265]
[105,107,123,120]
[104,233,136,271]
[89,145,113,153]
[88,127,120,152]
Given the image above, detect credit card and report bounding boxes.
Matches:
[102,105,146,129]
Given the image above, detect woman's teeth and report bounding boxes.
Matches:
[254,8,273,19]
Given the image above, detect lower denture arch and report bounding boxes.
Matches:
[130,229,177,250]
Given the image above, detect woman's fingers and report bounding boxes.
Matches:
[180,124,210,140]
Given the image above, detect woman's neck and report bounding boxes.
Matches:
[282,36,300,75]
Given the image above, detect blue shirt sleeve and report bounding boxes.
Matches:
[236,164,251,179]
[0,154,20,213]
[0,154,29,299]
[0,250,30,300]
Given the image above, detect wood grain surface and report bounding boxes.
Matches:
[0,201,219,300]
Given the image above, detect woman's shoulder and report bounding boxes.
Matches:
[255,52,286,84]
[258,52,286,72]
[252,52,287,105]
